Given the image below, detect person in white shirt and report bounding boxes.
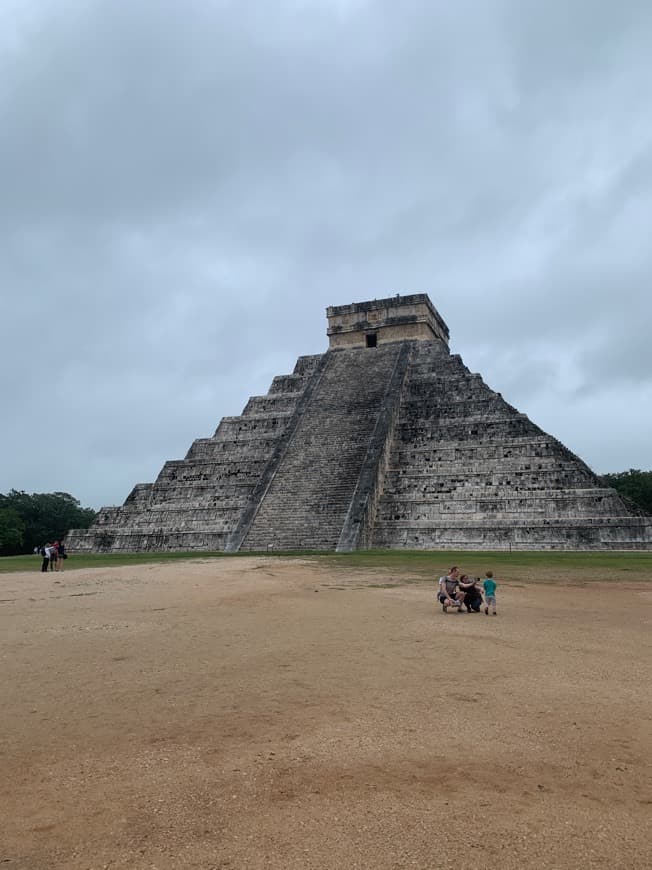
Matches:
[41,542,54,573]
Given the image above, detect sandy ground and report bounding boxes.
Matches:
[1,558,651,870]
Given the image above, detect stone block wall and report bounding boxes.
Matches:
[327,294,449,349]
[370,342,651,550]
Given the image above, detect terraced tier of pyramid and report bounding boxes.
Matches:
[67,294,652,551]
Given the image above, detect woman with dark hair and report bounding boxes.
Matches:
[56,539,67,571]
[459,575,483,612]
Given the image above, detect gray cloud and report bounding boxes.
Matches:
[2,0,651,507]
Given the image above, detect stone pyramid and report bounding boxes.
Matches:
[67,294,652,552]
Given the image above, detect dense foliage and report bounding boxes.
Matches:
[600,469,652,515]
[0,490,96,556]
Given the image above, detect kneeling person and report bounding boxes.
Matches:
[438,567,465,613]
[460,574,483,612]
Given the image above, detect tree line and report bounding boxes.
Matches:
[0,490,97,556]
[599,469,652,515]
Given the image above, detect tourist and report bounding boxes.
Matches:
[40,542,53,573]
[56,539,67,571]
[483,571,498,615]
[438,566,465,613]
[459,574,483,612]
[50,540,59,571]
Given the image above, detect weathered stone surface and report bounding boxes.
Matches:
[67,295,652,552]
[239,343,405,551]
[66,354,323,552]
[370,342,651,550]
[327,293,449,349]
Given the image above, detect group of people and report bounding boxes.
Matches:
[39,541,67,572]
[438,566,498,615]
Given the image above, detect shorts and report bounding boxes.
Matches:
[485,595,496,606]
[438,592,459,603]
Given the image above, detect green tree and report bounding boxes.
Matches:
[0,491,96,555]
[0,507,26,555]
[601,469,652,515]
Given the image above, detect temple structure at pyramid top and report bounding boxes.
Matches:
[67,293,652,553]
[326,293,450,348]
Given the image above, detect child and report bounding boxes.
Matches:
[482,571,498,615]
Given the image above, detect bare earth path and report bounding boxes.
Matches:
[1,558,650,869]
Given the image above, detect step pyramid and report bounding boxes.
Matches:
[67,294,652,552]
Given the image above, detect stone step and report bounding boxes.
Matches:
[243,345,404,550]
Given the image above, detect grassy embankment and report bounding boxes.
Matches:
[2,549,651,584]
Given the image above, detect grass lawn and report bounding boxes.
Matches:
[328,548,652,582]
[2,548,651,583]
[0,551,229,573]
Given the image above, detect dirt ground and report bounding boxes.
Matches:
[1,558,650,870]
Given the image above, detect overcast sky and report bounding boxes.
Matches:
[2,0,651,510]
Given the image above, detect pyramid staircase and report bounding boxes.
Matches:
[236,343,408,550]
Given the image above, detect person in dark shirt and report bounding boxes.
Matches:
[459,575,483,612]
[55,540,66,571]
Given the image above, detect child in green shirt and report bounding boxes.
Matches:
[483,571,498,616]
